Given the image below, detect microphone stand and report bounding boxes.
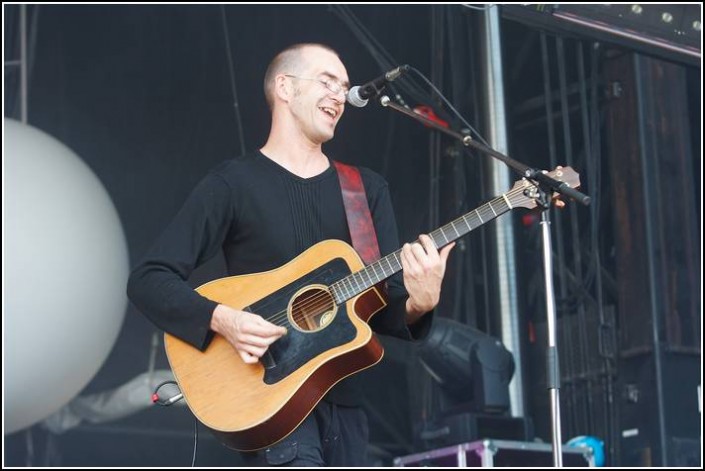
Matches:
[378,95,590,466]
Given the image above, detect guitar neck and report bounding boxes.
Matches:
[331,192,514,304]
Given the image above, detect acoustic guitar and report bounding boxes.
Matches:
[164,167,579,451]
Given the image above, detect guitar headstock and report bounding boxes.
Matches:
[507,166,581,210]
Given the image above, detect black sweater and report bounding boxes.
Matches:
[127,151,431,405]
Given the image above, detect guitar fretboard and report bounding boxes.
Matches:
[330,193,513,304]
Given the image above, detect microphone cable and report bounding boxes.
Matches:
[407,65,490,148]
[330,4,493,147]
[152,381,198,467]
[220,5,246,156]
[330,5,430,106]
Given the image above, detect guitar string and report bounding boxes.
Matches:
[260,187,526,327]
[264,255,460,327]
[260,187,524,327]
[262,199,512,327]
[259,248,403,327]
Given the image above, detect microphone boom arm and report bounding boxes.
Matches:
[379,96,590,206]
[380,96,472,144]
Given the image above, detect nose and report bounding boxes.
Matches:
[330,90,346,104]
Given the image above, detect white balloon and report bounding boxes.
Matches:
[4,118,129,434]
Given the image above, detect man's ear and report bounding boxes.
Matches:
[274,75,291,103]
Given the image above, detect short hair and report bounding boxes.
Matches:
[263,43,339,110]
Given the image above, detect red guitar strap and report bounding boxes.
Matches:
[333,161,381,265]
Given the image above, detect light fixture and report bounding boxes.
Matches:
[418,317,515,413]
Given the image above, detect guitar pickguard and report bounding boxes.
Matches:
[244,257,355,384]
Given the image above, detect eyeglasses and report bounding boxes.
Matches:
[284,75,349,96]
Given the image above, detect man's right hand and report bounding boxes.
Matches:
[210,304,287,364]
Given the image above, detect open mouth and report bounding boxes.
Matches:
[319,106,338,120]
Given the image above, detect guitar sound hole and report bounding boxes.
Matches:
[288,285,337,332]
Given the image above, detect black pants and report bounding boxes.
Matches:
[241,401,369,467]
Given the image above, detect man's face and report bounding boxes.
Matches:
[287,47,350,144]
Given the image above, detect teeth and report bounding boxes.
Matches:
[320,107,337,118]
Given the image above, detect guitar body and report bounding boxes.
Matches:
[164,239,388,452]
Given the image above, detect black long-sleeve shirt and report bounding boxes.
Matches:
[127,151,431,405]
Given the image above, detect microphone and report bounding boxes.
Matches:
[347,64,410,108]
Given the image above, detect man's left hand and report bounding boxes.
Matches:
[400,234,455,323]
